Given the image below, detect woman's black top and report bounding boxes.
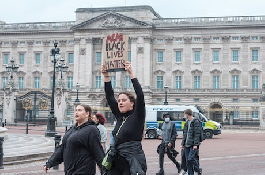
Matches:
[105,78,146,145]
[46,120,105,175]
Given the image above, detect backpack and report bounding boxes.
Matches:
[198,120,205,142]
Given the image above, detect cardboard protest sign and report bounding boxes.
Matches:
[103,33,128,72]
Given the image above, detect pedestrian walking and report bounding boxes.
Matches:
[180,109,202,175]
[156,113,181,175]
[44,104,106,175]
[101,61,147,175]
[93,113,108,153]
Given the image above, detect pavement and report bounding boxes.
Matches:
[1,124,265,174]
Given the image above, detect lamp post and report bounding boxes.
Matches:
[164,85,168,105]
[6,58,19,87]
[45,42,61,137]
[55,57,68,87]
[73,83,80,106]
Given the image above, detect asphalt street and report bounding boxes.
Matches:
[1,126,265,175]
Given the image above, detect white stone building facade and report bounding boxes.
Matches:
[0,5,265,127]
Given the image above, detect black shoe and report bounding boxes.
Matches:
[156,169,164,175]
[176,162,181,173]
[196,168,202,175]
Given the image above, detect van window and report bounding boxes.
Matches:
[157,111,184,121]
[199,113,207,122]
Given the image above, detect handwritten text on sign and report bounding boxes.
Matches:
[103,33,128,72]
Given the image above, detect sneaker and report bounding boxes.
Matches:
[195,168,202,175]
[179,170,187,175]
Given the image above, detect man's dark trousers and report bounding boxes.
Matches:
[159,143,179,170]
[184,146,200,175]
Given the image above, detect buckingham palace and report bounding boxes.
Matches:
[1,5,265,128]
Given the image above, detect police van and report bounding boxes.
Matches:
[145,105,222,139]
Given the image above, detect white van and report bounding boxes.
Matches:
[145,105,222,139]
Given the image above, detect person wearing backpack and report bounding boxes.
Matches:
[180,109,202,175]
[156,113,181,175]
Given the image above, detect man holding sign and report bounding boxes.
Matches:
[103,33,129,72]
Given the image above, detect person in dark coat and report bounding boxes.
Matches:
[43,104,106,175]
[180,109,202,175]
[156,113,181,175]
[101,61,147,175]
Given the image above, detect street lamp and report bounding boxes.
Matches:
[55,57,68,87]
[74,83,81,106]
[164,85,168,105]
[6,58,19,87]
[45,42,61,137]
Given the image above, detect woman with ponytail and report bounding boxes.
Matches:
[44,104,106,175]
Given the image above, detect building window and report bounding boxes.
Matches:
[67,77,73,89]
[176,99,180,102]
[2,77,8,88]
[194,51,200,62]
[34,77,40,89]
[95,76,101,88]
[128,51,131,62]
[233,99,238,102]
[157,51,163,63]
[176,38,182,41]
[194,98,200,103]
[4,42,9,45]
[176,51,182,63]
[35,53,41,64]
[213,76,220,89]
[36,41,41,44]
[4,54,9,64]
[68,53,74,64]
[252,75,259,89]
[19,54,24,64]
[252,110,259,119]
[125,76,131,88]
[157,76,163,89]
[252,50,258,61]
[68,40,74,44]
[96,52,102,63]
[232,75,239,89]
[19,77,24,89]
[213,51,219,62]
[213,37,220,41]
[194,38,201,41]
[20,41,25,45]
[233,110,239,119]
[175,76,182,89]
[252,36,258,40]
[253,99,259,102]
[232,50,239,61]
[110,76,116,88]
[194,76,200,89]
[157,39,163,43]
[232,37,239,40]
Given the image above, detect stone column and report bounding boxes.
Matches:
[54,87,69,126]
[143,36,153,88]
[73,38,81,85]
[85,38,93,88]
[259,85,265,129]
[3,86,17,124]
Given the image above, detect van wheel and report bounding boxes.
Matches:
[147,130,157,139]
[204,130,213,139]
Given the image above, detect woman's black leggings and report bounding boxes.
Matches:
[107,156,130,175]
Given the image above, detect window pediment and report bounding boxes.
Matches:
[210,69,222,75]
[191,69,202,75]
[32,70,42,76]
[172,69,184,75]
[229,68,241,75]
[249,68,261,75]
[154,70,165,75]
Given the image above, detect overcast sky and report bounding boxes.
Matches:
[1,0,265,23]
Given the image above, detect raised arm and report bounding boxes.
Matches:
[124,62,145,117]
[101,64,119,116]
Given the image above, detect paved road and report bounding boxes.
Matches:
[1,126,265,175]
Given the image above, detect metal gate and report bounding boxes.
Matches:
[15,91,51,124]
